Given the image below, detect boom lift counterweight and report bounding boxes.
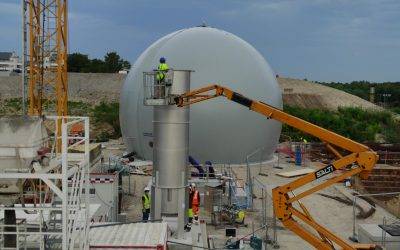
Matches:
[174,84,379,250]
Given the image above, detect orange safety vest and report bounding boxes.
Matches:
[192,190,200,206]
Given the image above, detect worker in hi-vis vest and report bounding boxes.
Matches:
[235,210,245,224]
[185,183,196,231]
[142,187,151,222]
[191,183,200,224]
[156,57,169,84]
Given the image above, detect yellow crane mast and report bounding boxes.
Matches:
[26,0,68,117]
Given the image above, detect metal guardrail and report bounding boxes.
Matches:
[287,142,400,166]
[0,219,28,249]
[243,147,282,248]
[246,147,265,209]
[252,176,279,248]
[0,116,90,250]
[143,71,174,105]
[350,191,400,244]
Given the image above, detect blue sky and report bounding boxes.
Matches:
[1,0,399,82]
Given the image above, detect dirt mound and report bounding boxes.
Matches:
[282,93,327,109]
[0,74,383,110]
[277,77,382,110]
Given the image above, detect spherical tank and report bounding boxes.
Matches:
[120,26,282,164]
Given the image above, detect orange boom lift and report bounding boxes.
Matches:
[174,84,378,250]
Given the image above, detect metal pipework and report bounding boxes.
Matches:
[150,70,191,238]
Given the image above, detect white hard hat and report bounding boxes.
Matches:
[191,183,196,188]
[144,187,150,191]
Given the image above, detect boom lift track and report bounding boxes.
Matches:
[174,84,379,250]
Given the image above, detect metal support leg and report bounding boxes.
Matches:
[177,171,186,239]
[152,171,162,220]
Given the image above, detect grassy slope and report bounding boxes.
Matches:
[282,105,400,143]
[1,98,398,143]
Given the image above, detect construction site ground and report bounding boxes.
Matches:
[208,157,397,249]
[101,141,398,249]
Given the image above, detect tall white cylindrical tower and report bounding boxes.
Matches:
[145,70,191,238]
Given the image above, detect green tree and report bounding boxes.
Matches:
[92,102,121,137]
[68,51,131,73]
[67,53,90,72]
[104,52,123,73]
[89,59,106,73]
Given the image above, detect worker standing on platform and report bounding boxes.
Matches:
[142,187,151,222]
[185,184,195,231]
[191,183,200,224]
[156,57,169,84]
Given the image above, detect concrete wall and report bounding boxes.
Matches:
[0,73,125,104]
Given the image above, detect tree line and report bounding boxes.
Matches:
[282,105,400,143]
[67,51,131,73]
[316,80,400,110]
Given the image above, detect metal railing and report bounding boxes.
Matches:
[245,147,271,209]
[252,176,279,248]
[0,219,28,249]
[0,116,90,250]
[243,147,281,247]
[282,140,398,166]
[143,70,174,105]
[350,191,400,245]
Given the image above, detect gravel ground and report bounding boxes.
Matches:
[100,140,397,249]
[205,156,395,249]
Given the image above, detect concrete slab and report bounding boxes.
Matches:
[276,168,314,177]
[358,223,400,250]
[168,222,208,250]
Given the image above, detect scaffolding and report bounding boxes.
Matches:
[0,116,90,249]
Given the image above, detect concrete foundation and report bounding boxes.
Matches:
[358,223,400,250]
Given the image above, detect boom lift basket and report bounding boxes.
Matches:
[143,70,174,106]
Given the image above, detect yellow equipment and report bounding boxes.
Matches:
[27,0,68,116]
[174,84,379,250]
[25,0,68,152]
[236,210,245,224]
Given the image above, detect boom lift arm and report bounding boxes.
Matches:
[174,84,378,250]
